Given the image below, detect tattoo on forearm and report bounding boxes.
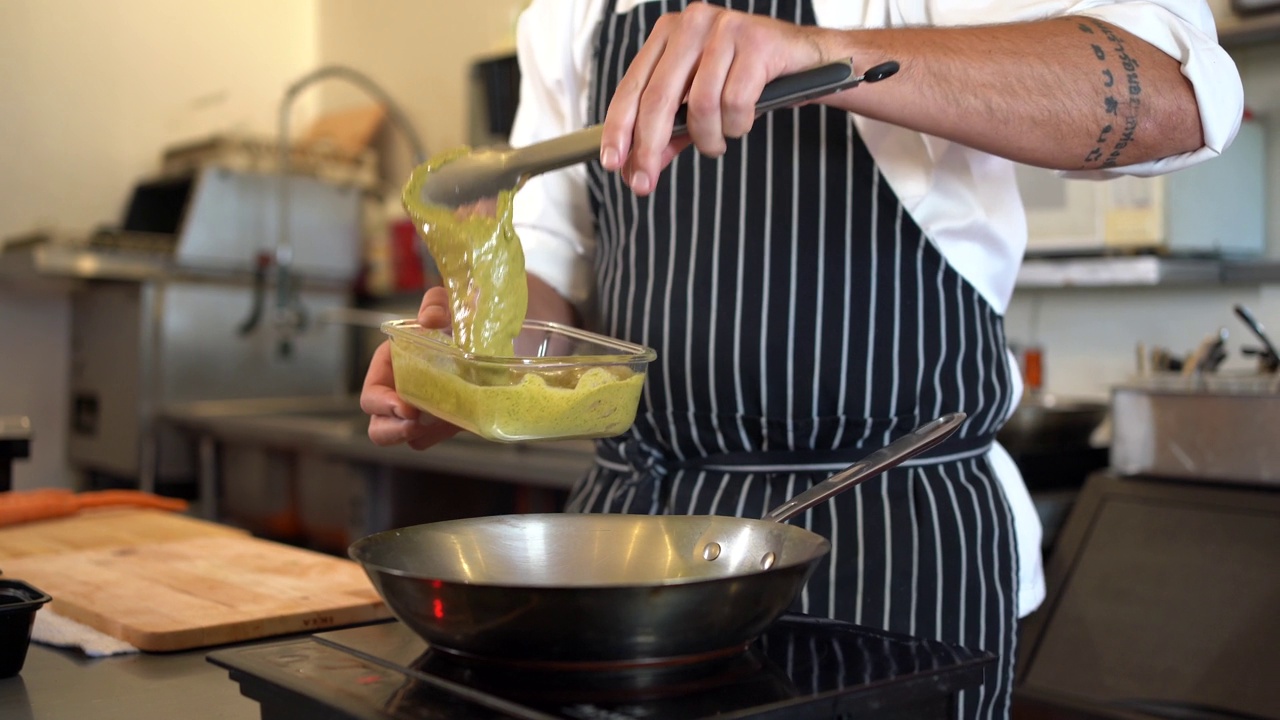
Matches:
[1078,20,1142,168]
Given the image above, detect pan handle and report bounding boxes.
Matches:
[762,412,967,524]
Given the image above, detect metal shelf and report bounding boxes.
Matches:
[1015,256,1222,289]
[1014,256,1280,289]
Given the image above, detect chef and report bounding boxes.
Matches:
[362,0,1243,717]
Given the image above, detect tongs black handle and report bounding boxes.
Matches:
[673,59,900,132]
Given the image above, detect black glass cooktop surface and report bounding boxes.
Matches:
[208,614,993,720]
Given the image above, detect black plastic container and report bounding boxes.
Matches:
[0,579,51,678]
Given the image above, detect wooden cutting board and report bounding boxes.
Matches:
[1,513,392,652]
[0,508,247,561]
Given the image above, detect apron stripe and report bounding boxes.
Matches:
[731,100,752,451]
[932,255,948,421]
[956,461,991,714]
[856,167,880,450]
[907,467,921,636]
[707,155,728,454]
[832,117,855,449]
[884,202,903,449]
[826,496,839,616]
[758,111,775,448]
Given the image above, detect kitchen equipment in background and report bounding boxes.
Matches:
[1231,0,1280,14]
[350,414,963,665]
[1110,372,1280,486]
[998,393,1109,555]
[998,396,1109,491]
[1140,335,1231,375]
[160,134,380,192]
[160,395,586,553]
[1001,344,1109,554]
[1015,472,1280,719]
[51,163,360,493]
[425,59,900,209]
[1234,303,1280,372]
[210,613,993,720]
[1004,343,1110,474]
[1003,343,1111,488]
[0,417,30,492]
[171,166,361,276]
[68,278,350,493]
[1177,327,1231,377]
[270,66,428,355]
[1016,114,1265,256]
[471,52,521,148]
[0,579,50,678]
[1112,305,1280,486]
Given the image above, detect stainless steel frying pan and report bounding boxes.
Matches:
[350,412,963,666]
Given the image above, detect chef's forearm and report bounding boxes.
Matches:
[818,16,1204,171]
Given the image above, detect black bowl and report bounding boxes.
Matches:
[0,579,51,678]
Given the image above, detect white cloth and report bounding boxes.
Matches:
[32,608,139,658]
[508,0,1244,618]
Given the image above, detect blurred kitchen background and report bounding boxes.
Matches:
[1,0,1279,714]
[0,0,567,538]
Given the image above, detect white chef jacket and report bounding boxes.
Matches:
[507,0,1245,618]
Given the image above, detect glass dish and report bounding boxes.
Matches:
[383,319,656,442]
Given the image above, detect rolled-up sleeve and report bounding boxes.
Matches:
[509,0,598,310]
[1062,0,1244,177]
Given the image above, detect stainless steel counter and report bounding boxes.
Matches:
[161,395,596,492]
[0,242,351,289]
[0,640,262,720]
[161,396,597,545]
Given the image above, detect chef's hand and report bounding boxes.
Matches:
[361,286,462,450]
[599,4,830,195]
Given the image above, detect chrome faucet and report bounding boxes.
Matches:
[238,65,427,357]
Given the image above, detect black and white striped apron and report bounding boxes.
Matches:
[567,1,1019,717]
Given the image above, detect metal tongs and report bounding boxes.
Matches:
[416,58,900,209]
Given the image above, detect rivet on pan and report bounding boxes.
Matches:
[702,542,722,561]
[760,552,777,570]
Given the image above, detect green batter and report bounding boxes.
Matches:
[402,147,527,357]
[395,149,647,441]
[390,335,646,441]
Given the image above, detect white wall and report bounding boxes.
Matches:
[314,0,530,186]
[0,0,320,241]
[0,0,320,488]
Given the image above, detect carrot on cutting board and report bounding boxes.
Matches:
[0,489,189,527]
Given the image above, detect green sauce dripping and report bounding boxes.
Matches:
[401,147,528,356]
[393,147,646,441]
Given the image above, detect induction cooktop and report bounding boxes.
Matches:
[208,614,993,720]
